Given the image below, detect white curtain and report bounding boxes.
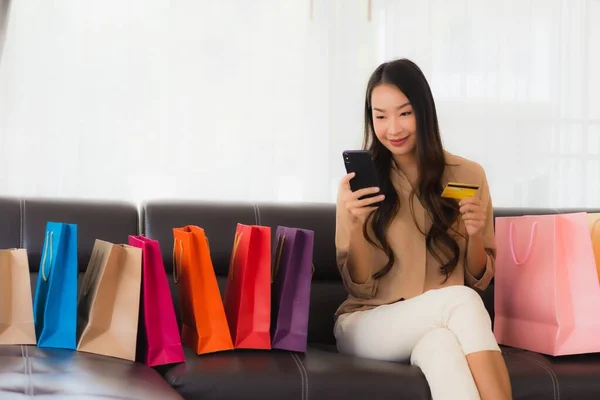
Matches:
[0,0,598,208]
[370,0,600,208]
[0,0,10,62]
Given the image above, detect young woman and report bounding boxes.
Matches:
[334,59,512,400]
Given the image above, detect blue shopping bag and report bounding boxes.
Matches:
[33,222,78,349]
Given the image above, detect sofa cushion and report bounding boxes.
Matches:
[163,344,600,400]
[164,346,430,400]
[21,198,139,272]
[501,346,600,399]
[0,197,21,249]
[0,346,182,399]
[256,202,337,281]
[142,200,256,276]
[144,201,499,345]
[493,207,600,219]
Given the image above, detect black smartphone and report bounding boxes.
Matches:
[342,150,382,203]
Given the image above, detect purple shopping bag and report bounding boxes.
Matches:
[128,235,185,366]
[270,226,314,353]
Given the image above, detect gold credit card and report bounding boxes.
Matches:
[441,182,480,200]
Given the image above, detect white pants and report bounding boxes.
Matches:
[334,285,501,400]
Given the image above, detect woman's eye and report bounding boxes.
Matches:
[400,111,412,117]
[375,116,386,120]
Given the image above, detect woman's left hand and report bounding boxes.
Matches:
[459,197,486,238]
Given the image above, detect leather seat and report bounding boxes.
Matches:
[0,197,183,400]
[165,346,431,400]
[163,342,600,400]
[144,201,600,400]
[163,344,600,400]
[501,346,600,400]
[3,197,600,399]
[0,346,182,399]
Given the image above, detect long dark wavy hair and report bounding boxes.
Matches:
[363,59,461,281]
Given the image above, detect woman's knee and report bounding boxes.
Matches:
[446,285,484,304]
[445,286,489,316]
[440,286,493,337]
[439,287,499,355]
[410,328,462,366]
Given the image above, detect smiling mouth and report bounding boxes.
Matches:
[389,135,411,146]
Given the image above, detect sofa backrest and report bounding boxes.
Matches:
[0,197,139,294]
[142,202,600,346]
[142,200,345,345]
[2,196,599,347]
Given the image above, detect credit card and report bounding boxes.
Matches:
[441,182,480,200]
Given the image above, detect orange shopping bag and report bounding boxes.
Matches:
[173,226,233,354]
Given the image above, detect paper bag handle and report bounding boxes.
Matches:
[591,217,600,238]
[509,221,538,265]
[228,232,243,281]
[271,233,316,281]
[272,234,286,282]
[41,231,54,281]
[83,248,103,296]
[172,239,183,284]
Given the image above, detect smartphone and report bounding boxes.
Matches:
[342,150,382,203]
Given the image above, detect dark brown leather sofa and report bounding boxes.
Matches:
[2,196,600,399]
[0,197,182,400]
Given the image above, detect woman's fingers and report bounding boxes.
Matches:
[350,186,381,200]
[348,193,385,210]
[340,172,356,188]
[353,206,379,218]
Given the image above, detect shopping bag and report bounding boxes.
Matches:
[33,222,78,350]
[128,235,185,366]
[223,223,271,349]
[494,212,600,356]
[588,214,600,280]
[0,248,36,345]
[77,240,142,361]
[173,226,233,354]
[270,226,314,353]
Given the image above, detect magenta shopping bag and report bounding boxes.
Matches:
[128,235,185,366]
[270,226,314,352]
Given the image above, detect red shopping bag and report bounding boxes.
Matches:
[223,223,271,349]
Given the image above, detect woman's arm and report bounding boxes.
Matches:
[466,233,488,279]
[335,176,384,299]
[460,170,495,290]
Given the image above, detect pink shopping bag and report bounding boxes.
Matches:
[494,212,600,356]
[129,235,185,366]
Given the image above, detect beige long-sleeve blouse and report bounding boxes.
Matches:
[335,152,495,318]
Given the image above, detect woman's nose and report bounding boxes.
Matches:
[387,117,399,134]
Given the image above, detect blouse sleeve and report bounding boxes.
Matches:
[465,170,495,290]
[335,189,380,299]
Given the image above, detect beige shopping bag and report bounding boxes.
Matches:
[589,214,600,280]
[0,248,36,345]
[76,240,142,361]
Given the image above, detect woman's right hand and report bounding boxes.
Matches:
[339,173,385,225]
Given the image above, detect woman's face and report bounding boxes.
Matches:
[371,83,417,159]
